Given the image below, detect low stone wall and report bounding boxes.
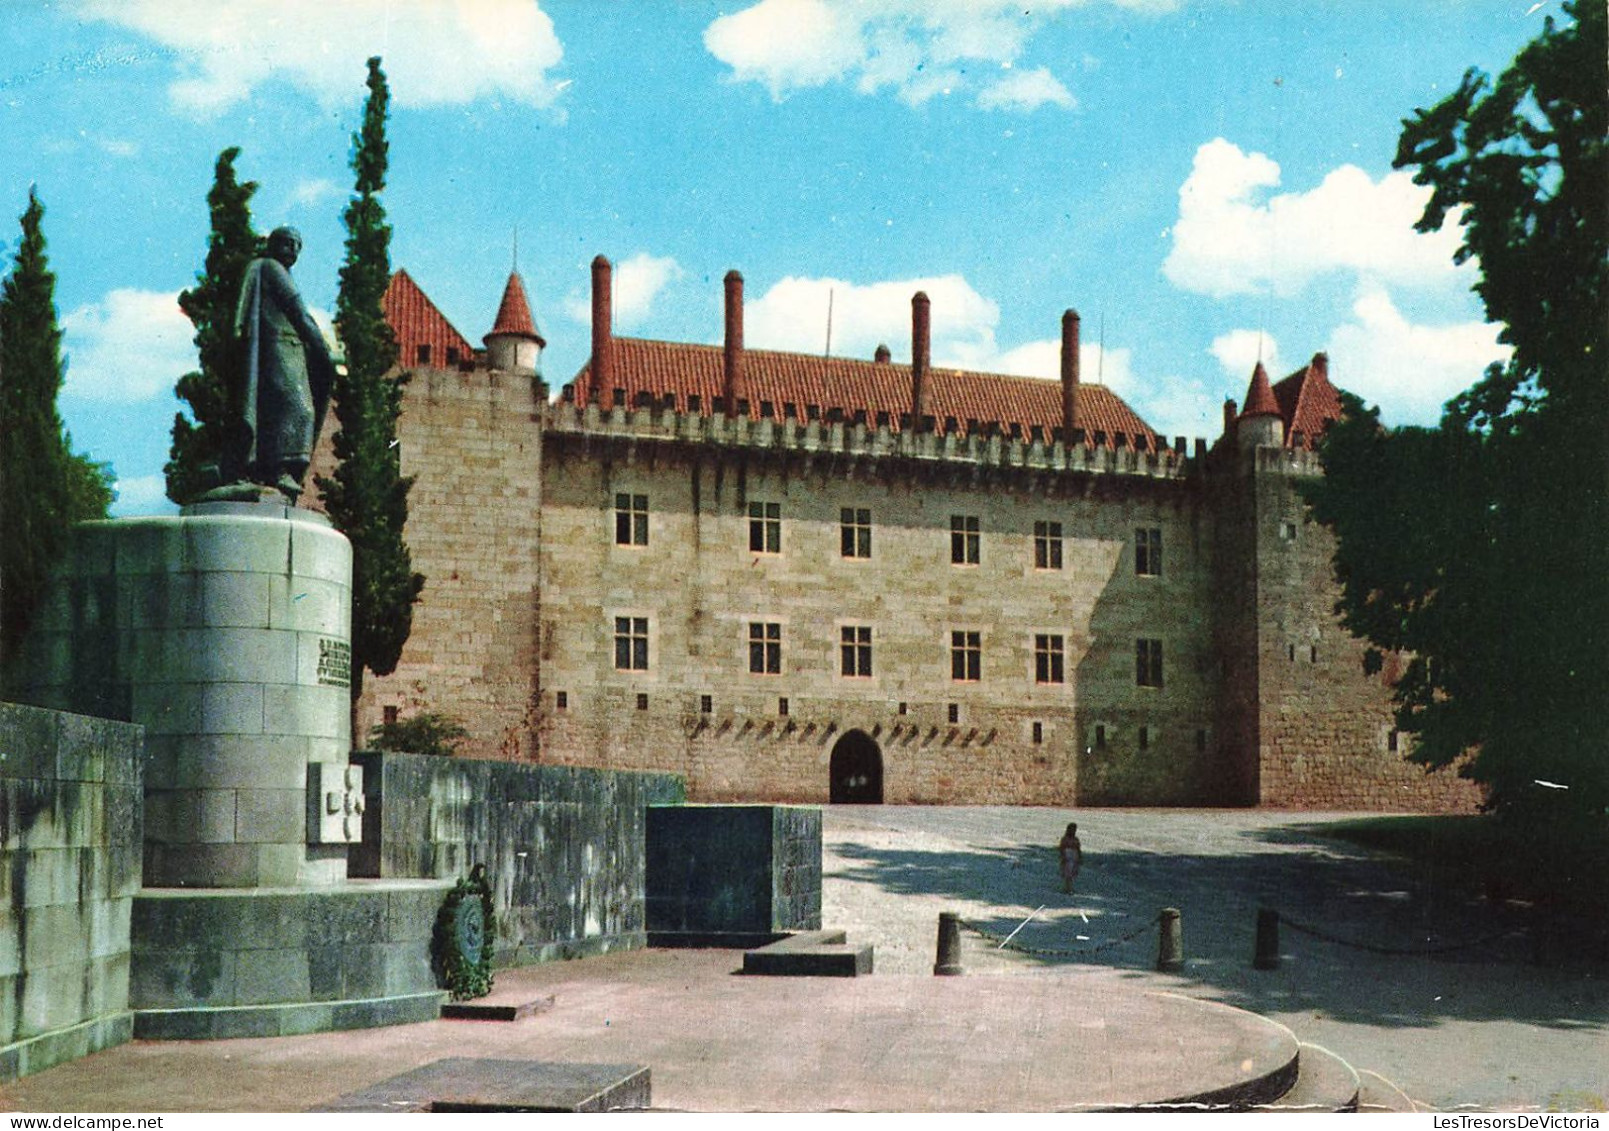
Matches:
[645,805,822,942]
[350,752,684,966]
[0,703,142,1083]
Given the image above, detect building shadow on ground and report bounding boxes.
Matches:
[827,825,1607,1031]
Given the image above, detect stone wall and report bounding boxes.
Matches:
[306,363,545,763]
[537,425,1217,805]
[0,703,142,1083]
[350,751,684,965]
[1243,449,1482,812]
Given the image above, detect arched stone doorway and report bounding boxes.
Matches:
[829,729,883,804]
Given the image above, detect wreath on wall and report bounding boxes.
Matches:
[433,862,495,1001]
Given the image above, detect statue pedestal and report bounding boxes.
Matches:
[16,502,445,1036]
[24,501,356,887]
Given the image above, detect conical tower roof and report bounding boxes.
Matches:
[1239,361,1281,419]
[487,271,545,347]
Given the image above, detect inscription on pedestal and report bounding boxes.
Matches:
[317,638,351,688]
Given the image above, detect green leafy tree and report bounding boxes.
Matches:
[166,147,262,503]
[0,189,113,668]
[370,711,469,757]
[1306,1,1607,823]
[317,57,423,702]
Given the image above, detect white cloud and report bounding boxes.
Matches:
[1163,138,1470,299]
[613,254,683,327]
[109,474,176,517]
[74,0,566,116]
[62,289,194,403]
[1325,285,1510,425]
[976,67,1075,112]
[1209,329,1281,382]
[745,274,1001,365]
[563,253,683,330]
[704,0,1098,109]
[289,178,339,208]
[705,0,866,98]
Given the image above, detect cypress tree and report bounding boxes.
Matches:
[0,189,112,668]
[318,56,423,702]
[166,147,261,503]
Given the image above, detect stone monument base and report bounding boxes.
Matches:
[129,880,451,1040]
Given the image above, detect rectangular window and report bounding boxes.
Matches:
[554,692,567,712]
[1139,725,1150,750]
[1135,527,1162,576]
[748,501,781,554]
[615,493,649,546]
[383,705,400,725]
[1136,638,1164,688]
[840,507,872,558]
[950,630,981,682]
[636,693,649,711]
[614,616,649,671]
[1034,634,1065,684]
[1032,721,1044,745]
[700,694,713,714]
[840,625,873,677]
[748,621,781,675]
[1095,724,1107,751]
[947,703,960,724]
[415,344,431,365]
[1033,521,1063,570]
[951,515,980,564]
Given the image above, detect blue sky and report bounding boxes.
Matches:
[4,0,1546,515]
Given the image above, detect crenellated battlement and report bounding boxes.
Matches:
[1253,442,1325,476]
[543,399,1208,482]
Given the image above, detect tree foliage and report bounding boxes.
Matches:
[1305,2,1607,822]
[370,711,469,757]
[0,190,113,668]
[166,147,262,503]
[317,57,423,701]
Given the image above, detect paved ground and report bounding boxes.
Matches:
[3,806,1604,1112]
[821,807,1608,1112]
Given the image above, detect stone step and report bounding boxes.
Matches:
[743,929,874,976]
[1358,1068,1420,1113]
[441,992,556,1022]
[312,1058,651,1112]
[1254,1043,1360,1112]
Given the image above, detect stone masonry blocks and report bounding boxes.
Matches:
[14,504,356,888]
[0,703,142,1084]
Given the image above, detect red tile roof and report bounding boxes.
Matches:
[488,271,544,346]
[1273,353,1344,449]
[567,338,1165,448]
[1239,362,1281,419]
[384,270,476,368]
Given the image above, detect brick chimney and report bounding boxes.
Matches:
[724,270,745,419]
[1223,398,1238,438]
[591,254,613,397]
[1060,309,1081,438]
[911,292,931,424]
[874,344,891,364]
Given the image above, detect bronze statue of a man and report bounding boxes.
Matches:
[230,226,336,501]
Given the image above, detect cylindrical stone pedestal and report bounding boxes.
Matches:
[20,501,353,887]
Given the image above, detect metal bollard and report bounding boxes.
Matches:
[1254,907,1281,970]
[1156,907,1184,972]
[934,911,964,976]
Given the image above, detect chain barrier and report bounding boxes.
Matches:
[959,912,1162,958]
[1278,914,1528,957]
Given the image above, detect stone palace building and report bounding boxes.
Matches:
[311,257,1478,811]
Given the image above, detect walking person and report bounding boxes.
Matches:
[1058,822,1083,894]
